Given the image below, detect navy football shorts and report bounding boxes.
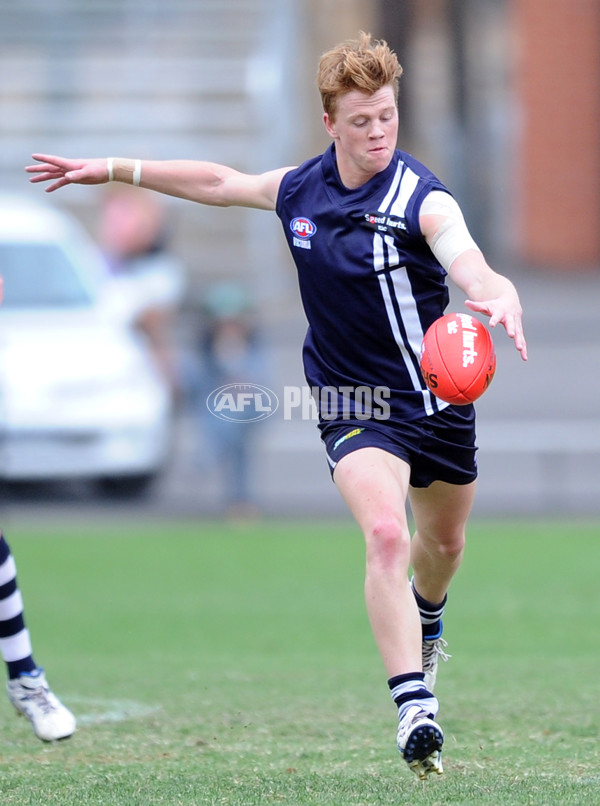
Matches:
[320,405,478,488]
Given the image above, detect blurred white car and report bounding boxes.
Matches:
[0,194,172,496]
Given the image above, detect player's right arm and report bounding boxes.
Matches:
[25,154,295,212]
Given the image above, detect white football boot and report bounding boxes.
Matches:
[422,636,451,692]
[7,668,76,742]
[397,705,444,779]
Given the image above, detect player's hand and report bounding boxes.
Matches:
[465,298,528,361]
[25,154,109,192]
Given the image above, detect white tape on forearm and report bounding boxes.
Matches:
[421,191,480,270]
[107,157,114,182]
[133,159,142,187]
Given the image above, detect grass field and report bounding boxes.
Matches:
[0,516,597,805]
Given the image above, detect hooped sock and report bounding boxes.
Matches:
[411,577,447,640]
[0,535,37,679]
[388,671,439,719]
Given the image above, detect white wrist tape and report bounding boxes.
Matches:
[133,159,142,187]
[107,157,114,182]
[421,190,480,270]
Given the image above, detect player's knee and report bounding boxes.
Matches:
[365,517,411,569]
[431,532,465,562]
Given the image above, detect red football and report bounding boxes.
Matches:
[420,313,496,405]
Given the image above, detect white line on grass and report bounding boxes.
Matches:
[66,696,161,725]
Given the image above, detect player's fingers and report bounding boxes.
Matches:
[29,174,68,189]
[464,299,490,316]
[44,181,67,192]
[468,299,527,360]
[502,313,528,361]
[27,154,77,180]
[502,306,521,332]
[513,321,528,361]
[27,169,61,182]
[31,153,69,167]
[487,311,502,329]
[466,299,500,328]
[26,166,65,176]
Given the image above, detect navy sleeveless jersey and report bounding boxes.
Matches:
[276,144,453,425]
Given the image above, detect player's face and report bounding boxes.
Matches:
[323,85,398,188]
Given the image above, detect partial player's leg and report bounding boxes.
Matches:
[409,480,476,690]
[333,447,443,778]
[334,447,419,675]
[0,533,76,741]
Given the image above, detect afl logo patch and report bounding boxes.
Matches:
[290,217,317,239]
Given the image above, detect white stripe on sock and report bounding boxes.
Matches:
[0,555,17,587]
[0,589,24,621]
[0,628,33,662]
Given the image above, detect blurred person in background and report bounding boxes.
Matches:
[187,282,267,519]
[98,185,185,399]
[25,32,527,779]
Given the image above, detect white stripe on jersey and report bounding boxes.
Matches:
[377,231,423,363]
[373,165,444,415]
[377,267,436,416]
[389,267,439,414]
[379,160,404,211]
[389,166,419,218]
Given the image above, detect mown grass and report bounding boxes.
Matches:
[0,517,597,805]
